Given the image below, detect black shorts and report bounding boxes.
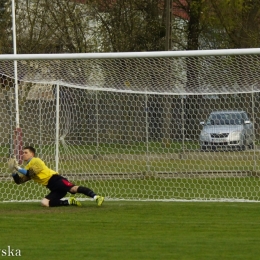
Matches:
[45,175,75,201]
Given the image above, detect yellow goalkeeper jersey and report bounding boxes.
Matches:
[24,157,58,186]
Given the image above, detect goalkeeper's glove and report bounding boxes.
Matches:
[8,156,20,173]
[8,156,28,175]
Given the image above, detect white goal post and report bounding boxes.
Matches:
[1,48,260,202]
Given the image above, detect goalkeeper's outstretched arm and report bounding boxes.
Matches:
[12,173,30,184]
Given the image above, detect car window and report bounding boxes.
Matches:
[206,113,243,125]
[242,113,248,120]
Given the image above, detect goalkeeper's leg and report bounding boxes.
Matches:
[57,176,104,206]
[70,186,104,206]
[42,176,104,207]
[42,190,81,207]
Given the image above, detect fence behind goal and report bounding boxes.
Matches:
[1,49,260,202]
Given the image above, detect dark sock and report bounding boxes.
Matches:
[77,186,96,198]
[49,199,69,207]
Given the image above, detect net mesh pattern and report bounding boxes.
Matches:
[0,52,260,202]
[1,54,260,94]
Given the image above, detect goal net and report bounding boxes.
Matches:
[1,49,260,202]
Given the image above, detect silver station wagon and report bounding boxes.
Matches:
[199,110,254,151]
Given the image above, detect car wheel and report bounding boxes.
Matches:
[240,136,246,151]
[240,142,246,151]
[248,143,254,149]
[211,145,217,151]
[201,146,207,152]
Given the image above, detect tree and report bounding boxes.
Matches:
[0,0,97,54]
[0,0,12,54]
[87,0,166,52]
[0,0,7,21]
[208,0,260,49]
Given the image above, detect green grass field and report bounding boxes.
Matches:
[1,143,260,259]
[1,201,260,260]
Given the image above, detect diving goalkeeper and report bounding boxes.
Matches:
[8,146,104,207]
